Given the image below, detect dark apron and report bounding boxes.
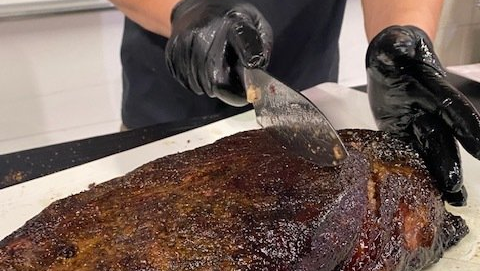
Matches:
[121,0,347,129]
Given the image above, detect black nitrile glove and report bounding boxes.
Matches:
[165,0,273,106]
[366,25,480,206]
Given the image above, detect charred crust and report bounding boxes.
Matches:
[0,129,468,271]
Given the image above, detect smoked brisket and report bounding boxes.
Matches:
[0,129,468,270]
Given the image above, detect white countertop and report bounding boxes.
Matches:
[448,63,480,84]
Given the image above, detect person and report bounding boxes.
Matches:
[108,0,480,207]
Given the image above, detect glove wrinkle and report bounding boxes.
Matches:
[412,115,462,194]
[409,64,480,158]
[366,25,480,205]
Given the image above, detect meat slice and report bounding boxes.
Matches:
[0,129,468,271]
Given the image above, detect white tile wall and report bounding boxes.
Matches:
[0,0,367,154]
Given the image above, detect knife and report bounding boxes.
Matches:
[239,67,348,166]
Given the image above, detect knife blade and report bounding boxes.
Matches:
[240,67,348,166]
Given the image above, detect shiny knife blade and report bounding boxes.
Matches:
[242,68,348,166]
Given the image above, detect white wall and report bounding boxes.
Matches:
[0,9,124,153]
[435,0,480,66]
[0,0,112,19]
[338,0,368,87]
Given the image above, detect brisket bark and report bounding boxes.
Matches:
[0,129,468,270]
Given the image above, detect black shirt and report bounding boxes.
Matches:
[121,0,347,129]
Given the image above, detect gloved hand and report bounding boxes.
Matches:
[165,0,273,106]
[366,25,480,206]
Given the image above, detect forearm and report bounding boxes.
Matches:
[361,0,444,41]
[109,0,181,37]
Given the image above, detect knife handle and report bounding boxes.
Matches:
[235,65,261,104]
